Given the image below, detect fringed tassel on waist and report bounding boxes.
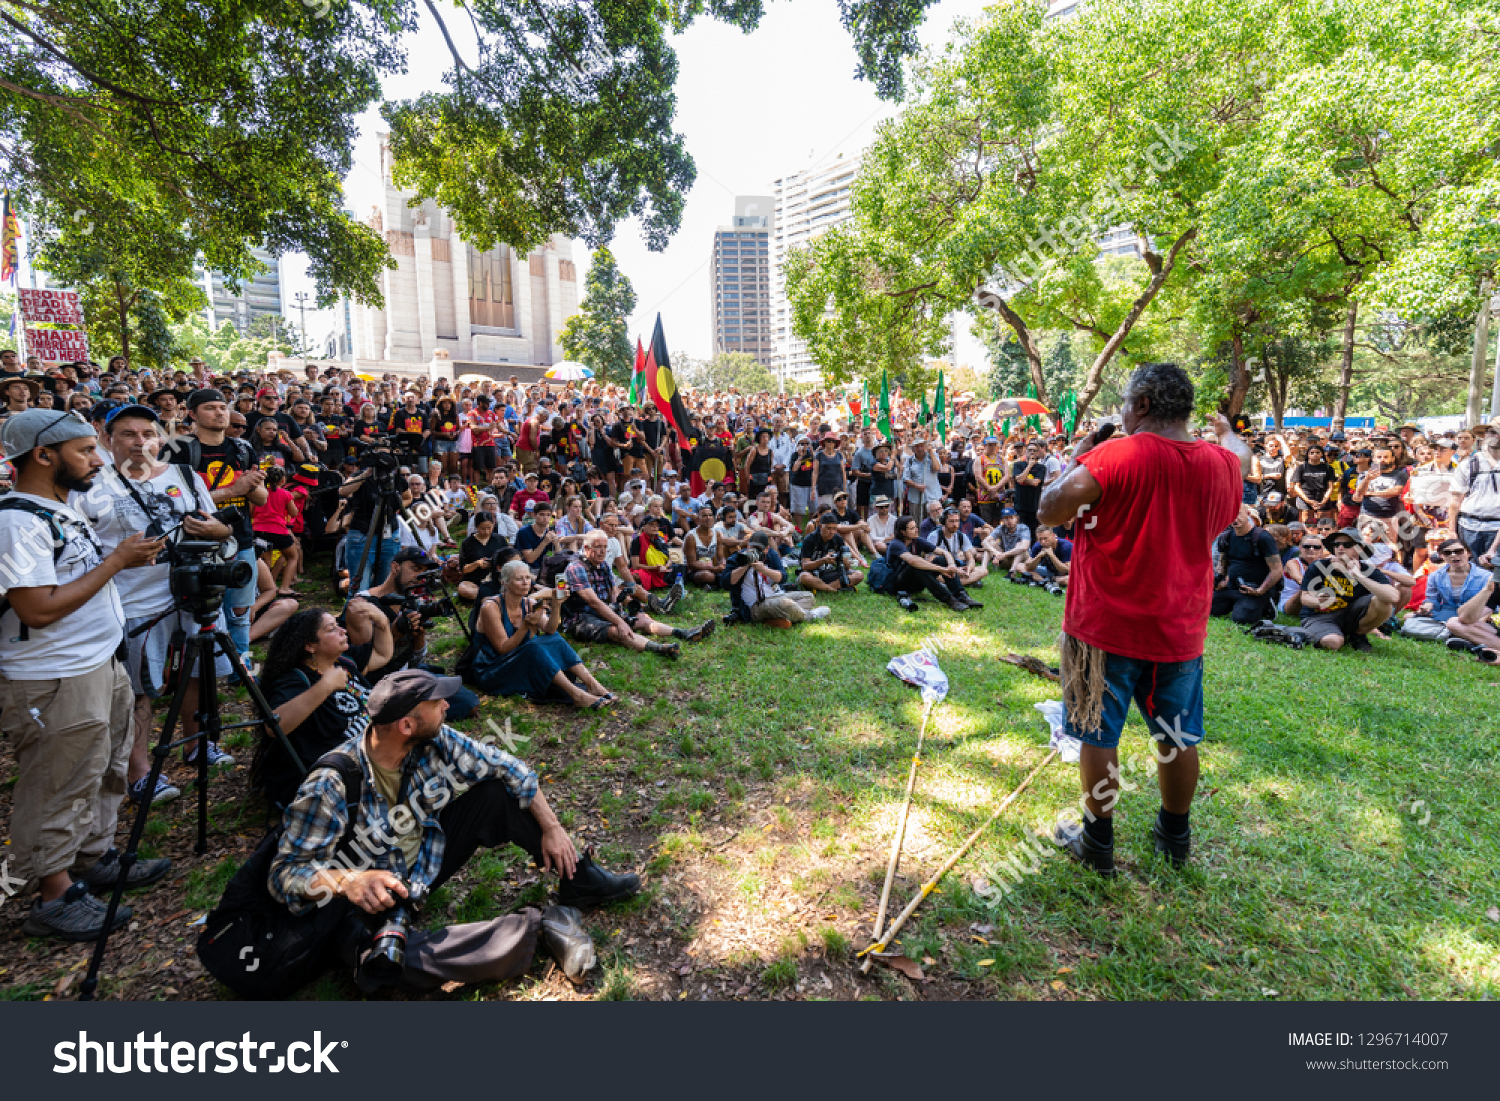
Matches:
[1058,632,1109,737]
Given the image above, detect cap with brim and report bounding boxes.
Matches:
[1323,527,1369,552]
[391,547,430,567]
[256,388,279,399]
[1435,439,1455,448]
[1001,507,1017,517]
[872,495,892,506]
[105,403,162,428]
[366,668,464,725]
[186,388,226,411]
[293,463,319,487]
[1,408,96,456]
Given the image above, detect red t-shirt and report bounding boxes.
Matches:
[468,410,498,447]
[1063,433,1242,662]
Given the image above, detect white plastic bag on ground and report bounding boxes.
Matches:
[887,646,949,703]
[1034,700,1082,762]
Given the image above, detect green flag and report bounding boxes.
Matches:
[1059,389,1078,434]
[878,370,892,439]
[918,390,931,426]
[863,380,871,429]
[934,371,948,444]
[1025,382,1041,434]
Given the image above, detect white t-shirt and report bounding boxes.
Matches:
[72,463,218,618]
[0,491,125,679]
[605,534,630,584]
[935,529,973,562]
[869,511,896,543]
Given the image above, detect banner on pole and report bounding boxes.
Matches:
[19,288,84,326]
[24,328,89,359]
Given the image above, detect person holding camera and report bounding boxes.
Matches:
[796,512,863,593]
[471,559,617,707]
[164,389,267,665]
[729,531,828,626]
[336,455,410,594]
[75,402,240,805]
[344,548,478,719]
[267,668,639,992]
[0,408,170,940]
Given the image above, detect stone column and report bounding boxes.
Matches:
[544,239,564,365]
[429,348,454,386]
[451,235,473,361]
[413,214,438,361]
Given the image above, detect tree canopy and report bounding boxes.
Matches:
[559,247,637,385]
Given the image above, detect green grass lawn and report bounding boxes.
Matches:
[420,572,1499,1000]
[8,555,1492,1001]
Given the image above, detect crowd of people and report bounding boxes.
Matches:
[0,343,1494,992]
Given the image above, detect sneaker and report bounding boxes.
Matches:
[187,740,235,767]
[961,595,984,610]
[808,605,832,621]
[540,905,597,980]
[647,640,681,659]
[1447,637,1478,653]
[76,849,173,893]
[668,578,686,607]
[556,850,641,910]
[647,592,672,616]
[1053,822,1117,878]
[1151,815,1192,868]
[1350,633,1373,653]
[1477,648,1499,665]
[128,774,181,807]
[897,594,919,613]
[677,619,715,643]
[22,882,132,942]
[764,617,794,629]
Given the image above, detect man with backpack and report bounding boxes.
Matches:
[1450,419,1500,563]
[0,408,167,940]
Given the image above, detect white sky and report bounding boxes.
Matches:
[280,0,993,369]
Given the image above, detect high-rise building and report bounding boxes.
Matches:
[710,197,774,365]
[771,151,862,386]
[199,246,285,336]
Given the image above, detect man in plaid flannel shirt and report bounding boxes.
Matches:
[557,530,715,655]
[269,669,639,988]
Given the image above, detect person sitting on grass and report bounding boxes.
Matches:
[516,500,561,574]
[1016,525,1073,590]
[1297,527,1401,652]
[746,489,798,556]
[934,506,988,589]
[797,512,864,593]
[629,514,684,612]
[867,494,898,555]
[683,505,724,587]
[457,512,506,602]
[825,490,877,565]
[560,531,715,657]
[731,531,828,627]
[553,494,595,552]
[250,557,299,643]
[253,607,383,812]
[979,507,1031,575]
[1442,564,1500,661]
[470,559,616,708]
[884,516,975,611]
[1280,530,1326,616]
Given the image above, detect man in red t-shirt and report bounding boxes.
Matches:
[1037,363,1249,876]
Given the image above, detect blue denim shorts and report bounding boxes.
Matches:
[1063,652,1205,751]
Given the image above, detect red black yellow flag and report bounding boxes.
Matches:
[643,314,694,452]
[0,191,18,284]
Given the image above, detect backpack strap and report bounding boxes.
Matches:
[308,745,366,853]
[0,498,82,640]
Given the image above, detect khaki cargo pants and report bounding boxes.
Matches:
[1,656,134,887]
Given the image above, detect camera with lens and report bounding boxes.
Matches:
[380,568,457,634]
[355,880,426,992]
[168,539,254,616]
[728,546,762,570]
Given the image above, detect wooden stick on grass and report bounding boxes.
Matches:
[870,695,936,954]
[859,748,1059,972]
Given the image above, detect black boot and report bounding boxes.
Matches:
[1054,822,1117,878]
[557,850,641,909]
[1151,812,1191,868]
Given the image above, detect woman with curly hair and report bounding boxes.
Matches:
[250,607,380,811]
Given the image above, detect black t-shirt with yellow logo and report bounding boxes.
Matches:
[1299,559,1390,619]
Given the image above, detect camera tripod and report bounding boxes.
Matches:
[79,605,307,1001]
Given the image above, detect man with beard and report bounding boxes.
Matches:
[269,669,640,990]
[0,409,167,939]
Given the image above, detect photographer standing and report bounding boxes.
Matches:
[1037,363,1247,876]
[163,389,266,666]
[74,404,238,805]
[337,457,409,593]
[0,409,167,940]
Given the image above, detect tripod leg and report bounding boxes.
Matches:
[347,494,382,602]
[194,631,216,856]
[80,642,196,1001]
[221,633,308,777]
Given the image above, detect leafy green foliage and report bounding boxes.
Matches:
[170,315,297,376]
[676,350,778,393]
[559,248,636,385]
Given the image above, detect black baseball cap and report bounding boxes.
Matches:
[392,547,431,567]
[366,668,465,724]
[186,388,227,411]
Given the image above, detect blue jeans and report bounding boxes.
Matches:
[1063,652,1205,750]
[346,530,400,593]
[226,544,259,656]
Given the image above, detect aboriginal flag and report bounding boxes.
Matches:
[644,314,694,452]
[688,438,733,497]
[0,191,18,284]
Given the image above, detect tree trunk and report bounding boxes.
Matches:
[114,279,131,365]
[1466,279,1492,429]
[977,291,1047,407]
[1225,332,1252,418]
[1331,301,1357,431]
[1268,352,1288,429]
[1072,227,1197,423]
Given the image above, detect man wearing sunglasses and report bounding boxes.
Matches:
[0,409,167,940]
[1297,528,1401,651]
